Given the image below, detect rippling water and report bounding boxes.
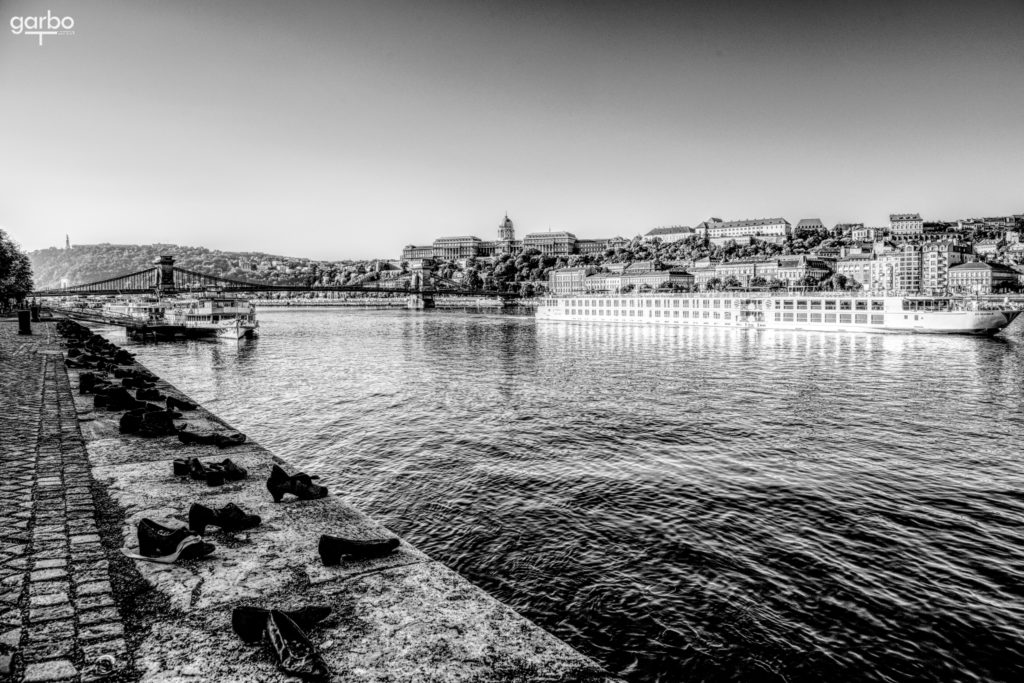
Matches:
[116,310,1024,682]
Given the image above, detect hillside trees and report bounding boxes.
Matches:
[0,229,33,310]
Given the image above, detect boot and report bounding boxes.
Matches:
[137,518,215,563]
[318,534,399,565]
[188,503,261,535]
[267,465,328,503]
[265,610,330,681]
[231,605,331,644]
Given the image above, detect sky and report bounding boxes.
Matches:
[1,0,1022,260]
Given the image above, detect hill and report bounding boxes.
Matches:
[28,243,377,290]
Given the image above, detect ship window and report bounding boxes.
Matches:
[840,314,852,323]
[674,311,679,318]
[796,313,808,322]
[810,313,822,323]
[774,312,781,322]
[674,300,680,307]
[724,312,731,320]
[871,301,884,311]
[682,300,689,308]
[655,300,660,307]
[825,313,837,323]
[703,311,710,318]
[809,300,822,310]
[871,315,884,324]
[783,300,794,309]
[824,300,836,310]
[796,300,808,310]
[855,314,867,324]
[713,300,720,308]
[840,301,852,310]
[855,301,867,311]
[783,312,794,321]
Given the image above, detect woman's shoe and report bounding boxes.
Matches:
[267,465,328,503]
[265,610,330,681]
[318,534,399,565]
[188,503,261,535]
[232,605,332,644]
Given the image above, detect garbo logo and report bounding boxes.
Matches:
[10,11,75,46]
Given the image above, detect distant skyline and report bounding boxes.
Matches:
[2,0,1023,260]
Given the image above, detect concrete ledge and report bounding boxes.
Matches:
[64,355,612,681]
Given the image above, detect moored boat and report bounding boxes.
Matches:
[536,291,1022,335]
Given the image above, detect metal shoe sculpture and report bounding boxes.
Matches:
[266,465,328,503]
[188,503,261,535]
[123,518,215,564]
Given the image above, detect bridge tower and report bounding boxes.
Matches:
[154,255,177,295]
[407,263,435,309]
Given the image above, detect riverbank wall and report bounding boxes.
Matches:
[0,319,611,682]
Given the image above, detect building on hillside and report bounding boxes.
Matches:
[896,243,923,293]
[974,239,1003,257]
[522,231,577,256]
[548,267,590,295]
[579,263,694,293]
[691,262,720,290]
[890,213,924,237]
[643,226,695,243]
[921,241,971,295]
[710,235,753,247]
[715,259,779,287]
[795,218,824,234]
[948,262,1019,294]
[870,251,902,294]
[431,236,483,260]
[698,217,791,240]
[834,253,873,289]
[775,255,831,286]
[850,225,878,241]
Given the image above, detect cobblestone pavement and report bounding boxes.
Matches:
[0,322,129,683]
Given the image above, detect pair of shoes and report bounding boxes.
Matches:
[318,534,399,565]
[123,519,216,564]
[267,465,328,503]
[177,429,246,448]
[188,503,261,535]
[174,457,247,486]
[232,606,331,680]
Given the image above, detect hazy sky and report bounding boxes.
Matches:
[1,0,1022,260]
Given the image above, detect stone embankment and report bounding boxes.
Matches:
[0,319,612,682]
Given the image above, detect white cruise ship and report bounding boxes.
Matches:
[536,292,1021,335]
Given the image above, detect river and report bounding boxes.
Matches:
[118,309,1024,682]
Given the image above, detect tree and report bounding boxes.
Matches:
[723,275,742,290]
[705,277,722,291]
[749,276,768,289]
[767,278,786,291]
[0,229,33,311]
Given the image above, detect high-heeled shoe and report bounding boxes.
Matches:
[231,605,332,644]
[266,465,328,503]
[188,503,261,535]
[265,610,330,681]
[318,534,399,565]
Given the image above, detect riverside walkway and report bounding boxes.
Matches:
[0,320,611,682]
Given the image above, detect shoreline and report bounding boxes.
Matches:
[0,319,612,682]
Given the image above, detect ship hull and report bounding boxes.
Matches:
[536,293,1021,336]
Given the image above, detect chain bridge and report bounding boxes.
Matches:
[31,256,521,309]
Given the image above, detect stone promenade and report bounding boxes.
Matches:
[1,322,127,682]
[1,319,612,682]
